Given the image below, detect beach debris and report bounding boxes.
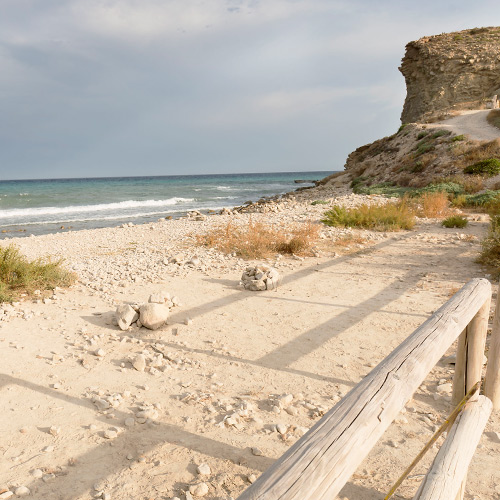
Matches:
[240,265,281,291]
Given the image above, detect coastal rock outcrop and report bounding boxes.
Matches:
[400,27,500,123]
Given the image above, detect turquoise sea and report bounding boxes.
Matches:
[0,172,333,238]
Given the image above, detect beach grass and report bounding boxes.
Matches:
[196,220,320,259]
[0,244,76,302]
[321,200,415,231]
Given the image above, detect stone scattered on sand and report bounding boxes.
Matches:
[139,303,170,330]
[132,354,147,372]
[189,483,209,497]
[196,463,211,476]
[103,429,118,439]
[0,491,13,499]
[247,474,257,483]
[115,304,139,331]
[241,265,281,291]
[251,447,263,456]
[14,486,30,497]
[31,469,43,478]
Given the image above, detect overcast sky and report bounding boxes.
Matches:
[1,1,499,180]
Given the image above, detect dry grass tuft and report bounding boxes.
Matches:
[321,200,415,231]
[0,244,76,303]
[414,191,450,218]
[197,220,320,259]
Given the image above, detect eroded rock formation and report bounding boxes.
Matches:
[400,27,500,123]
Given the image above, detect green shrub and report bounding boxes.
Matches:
[418,182,464,195]
[417,131,428,139]
[442,216,468,228]
[451,134,465,142]
[451,190,500,208]
[415,142,435,156]
[321,201,415,231]
[0,245,76,303]
[350,176,368,189]
[311,200,328,205]
[464,158,500,176]
[353,183,411,197]
[430,129,451,139]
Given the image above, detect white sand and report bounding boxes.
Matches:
[0,194,499,500]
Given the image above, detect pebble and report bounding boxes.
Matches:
[31,469,43,478]
[276,424,288,435]
[49,425,60,436]
[103,429,118,439]
[14,486,30,497]
[43,445,54,452]
[95,348,106,357]
[132,354,147,372]
[196,463,211,475]
[251,447,263,456]
[247,474,257,483]
[124,418,135,427]
[189,482,209,497]
[0,492,13,499]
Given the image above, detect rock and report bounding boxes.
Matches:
[31,469,43,478]
[276,424,288,435]
[241,266,281,291]
[437,383,452,394]
[115,304,139,331]
[278,394,293,407]
[251,447,263,456]
[103,429,118,439]
[93,397,111,411]
[136,408,158,420]
[95,348,106,357]
[0,492,13,499]
[124,418,135,427]
[189,483,209,497]
[49,425,60,436]
[148,290,171,304]
[187,256,201,267]
[132,354,147,372]
[139,303,170,330]
[247,474,257,483]
[14,486,30,497]
[196,463,211,475]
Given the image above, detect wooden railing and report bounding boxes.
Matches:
[237,278,499,500]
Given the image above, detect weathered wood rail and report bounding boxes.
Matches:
[237,278,499,500]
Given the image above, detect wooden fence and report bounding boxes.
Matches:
[237,278,499,500]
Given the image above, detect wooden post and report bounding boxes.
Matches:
[237,279,491,500]
[413,395,492,500]
[485,286,500,410]
[451,299,490,406]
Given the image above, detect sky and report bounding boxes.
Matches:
[1,1,500,180]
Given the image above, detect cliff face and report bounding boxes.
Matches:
[400,27,500,123]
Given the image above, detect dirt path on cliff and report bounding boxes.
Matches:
[432,110,500,141]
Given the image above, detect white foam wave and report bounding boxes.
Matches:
[0,198,194,219]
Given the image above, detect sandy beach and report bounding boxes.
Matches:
[1,188,499,500]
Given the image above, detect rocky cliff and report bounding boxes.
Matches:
[400,27,500,123]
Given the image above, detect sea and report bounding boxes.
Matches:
[0,171,334,239]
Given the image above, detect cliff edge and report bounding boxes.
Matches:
[400,27,500,123]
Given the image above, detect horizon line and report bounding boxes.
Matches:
[0,169,338,183]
